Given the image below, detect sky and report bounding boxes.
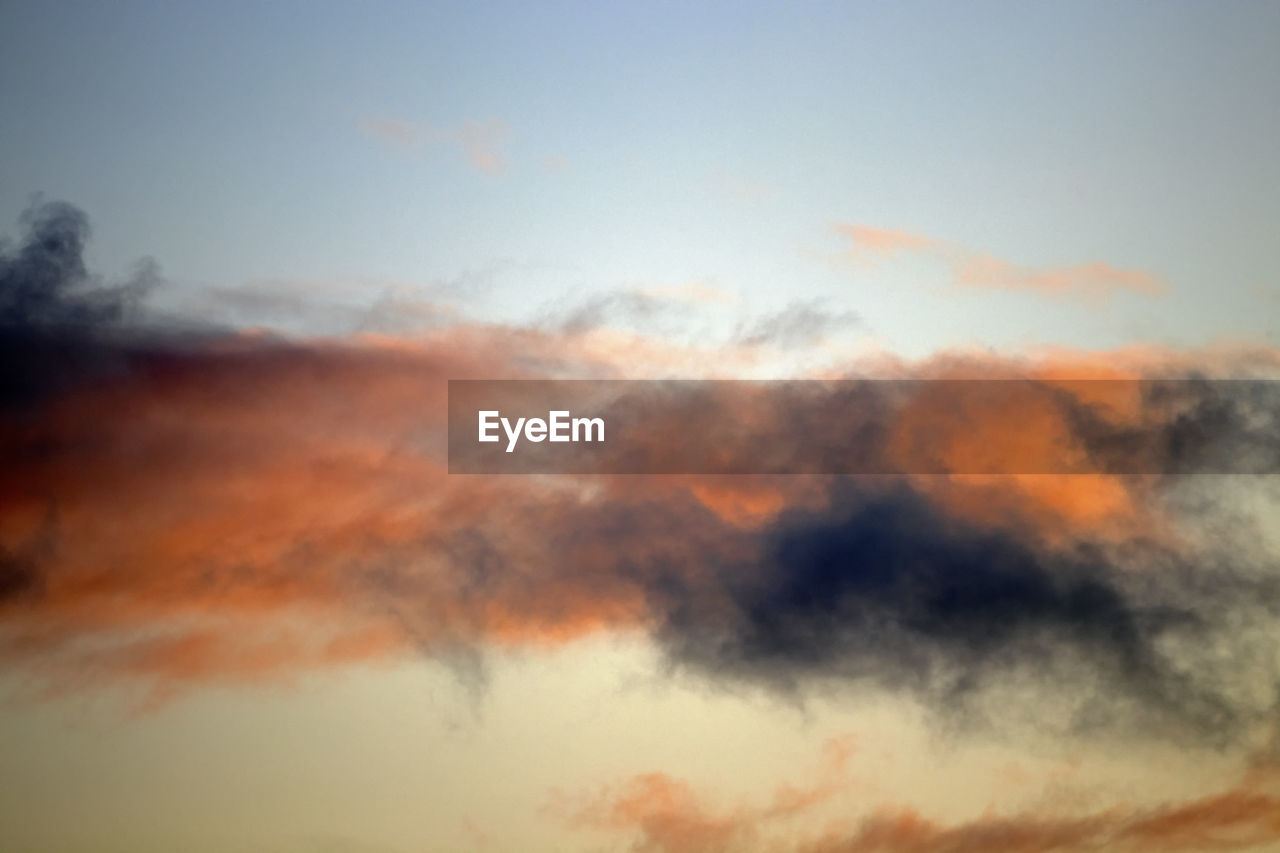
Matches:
[2,2,1280,852]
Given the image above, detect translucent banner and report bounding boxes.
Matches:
[447,379,1280,474]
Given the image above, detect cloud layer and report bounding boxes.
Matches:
[1,202,1277,750]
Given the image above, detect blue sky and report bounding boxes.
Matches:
[3,0,1278,356]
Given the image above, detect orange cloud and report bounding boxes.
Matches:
[452,118,508,174]
[551,736,856,853]
[953,254,1164,299]
[806,786,1280,853]
[834,224,1166,302]
[1,317,1277,718]
[557,745,1280,853]
[836,224,941,257]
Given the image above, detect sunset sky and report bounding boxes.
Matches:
[2,3,1280,852]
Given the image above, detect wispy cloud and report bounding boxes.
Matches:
[734,300,863,347]
[837,224,939,256]
[550,737,857,853]
[362,116,510,175]
[555,748,1280,853]
[834,223,1166,302]
[450,118,508,174]
[536,280,738,337]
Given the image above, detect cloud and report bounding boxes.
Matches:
[647,482,1280,742]
[836,225,940,257]
[952,254,1164,299]
[362,116,509,174]
[539,288,864,352]
[806,786,1280,853]
[451,118,508,174]
[834,223,1165,302]
[555,744,1280,853]
[550,736,856,853]
[544,290,673,335]
[734,301,863,347]
[0,200,151,327]
[173,278,462,336]
[1,201,1278,745]
[536,281,736,337]
[0,198,162,409]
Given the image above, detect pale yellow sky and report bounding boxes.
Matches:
[2,635,1267,852]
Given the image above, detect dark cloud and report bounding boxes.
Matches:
[647,481,1277,743]
[552,291,670,335]
[1058,379,1280,475]
[0,199,161,408]
[734,300,863,348]
[0,199,157,328]
[541,291,864,349]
